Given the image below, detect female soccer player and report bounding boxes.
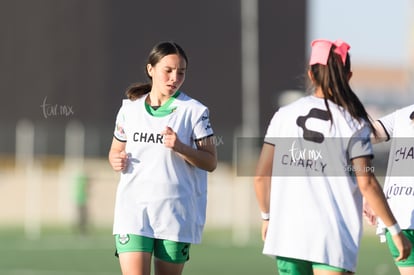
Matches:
[365,105,414,275]
[254,39,411,275]
[108,41,217,275]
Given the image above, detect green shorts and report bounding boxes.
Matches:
[115,234,190,264]
[385,229,414,267]
[276,256,350,275]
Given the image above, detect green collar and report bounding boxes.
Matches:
[145,91,180,117]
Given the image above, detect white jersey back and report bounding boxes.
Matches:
[112,92,213,244]
[263,95,373,272]
[378,104,414,230]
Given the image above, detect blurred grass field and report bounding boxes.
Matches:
[0,227,399,275]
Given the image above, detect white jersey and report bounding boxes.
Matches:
[378,104,414,230]
[112,91,214,244]
[263,95,373,272]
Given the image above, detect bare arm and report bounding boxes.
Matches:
[365,120,389,222]
[253,143,274,240]
[254,143,273,214]
[353,156,412,261]
[371,120,388,144]
[162,126,217,172]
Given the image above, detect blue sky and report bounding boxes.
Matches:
[308,0,412,67]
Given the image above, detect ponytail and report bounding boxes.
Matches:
[125,83,151,100]
[310,46,377,137]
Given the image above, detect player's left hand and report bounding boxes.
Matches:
[162,126,183,152]
[393,232,412,262]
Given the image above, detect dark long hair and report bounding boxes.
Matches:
[126,41,188,100]
[310,45,377,136]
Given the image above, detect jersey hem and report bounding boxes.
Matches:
[349,154,374,160]
[112,231,201,244]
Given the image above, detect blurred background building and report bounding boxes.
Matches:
[0,0,413,237]
[0,0,306,161]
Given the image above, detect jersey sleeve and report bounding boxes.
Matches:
[378,110,396,141]
[113,104,127,142]
[193,108,214,141]
[348,124,374,160]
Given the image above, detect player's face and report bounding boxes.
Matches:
[147,54,186,97]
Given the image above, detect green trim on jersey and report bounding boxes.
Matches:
[145,91,180,117]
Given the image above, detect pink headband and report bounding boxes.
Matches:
[309,39,350,66]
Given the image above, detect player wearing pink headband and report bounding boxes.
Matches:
[254,39,411,275]
[309,39,350,66]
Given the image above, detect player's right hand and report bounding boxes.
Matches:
[109,150,128,172]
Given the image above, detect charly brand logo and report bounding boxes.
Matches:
[40,96,74,119]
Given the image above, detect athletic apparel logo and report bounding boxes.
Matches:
[119,234,130,245]
[202,115,212,131]
[181,244,190,257]
[296,108,330,143]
